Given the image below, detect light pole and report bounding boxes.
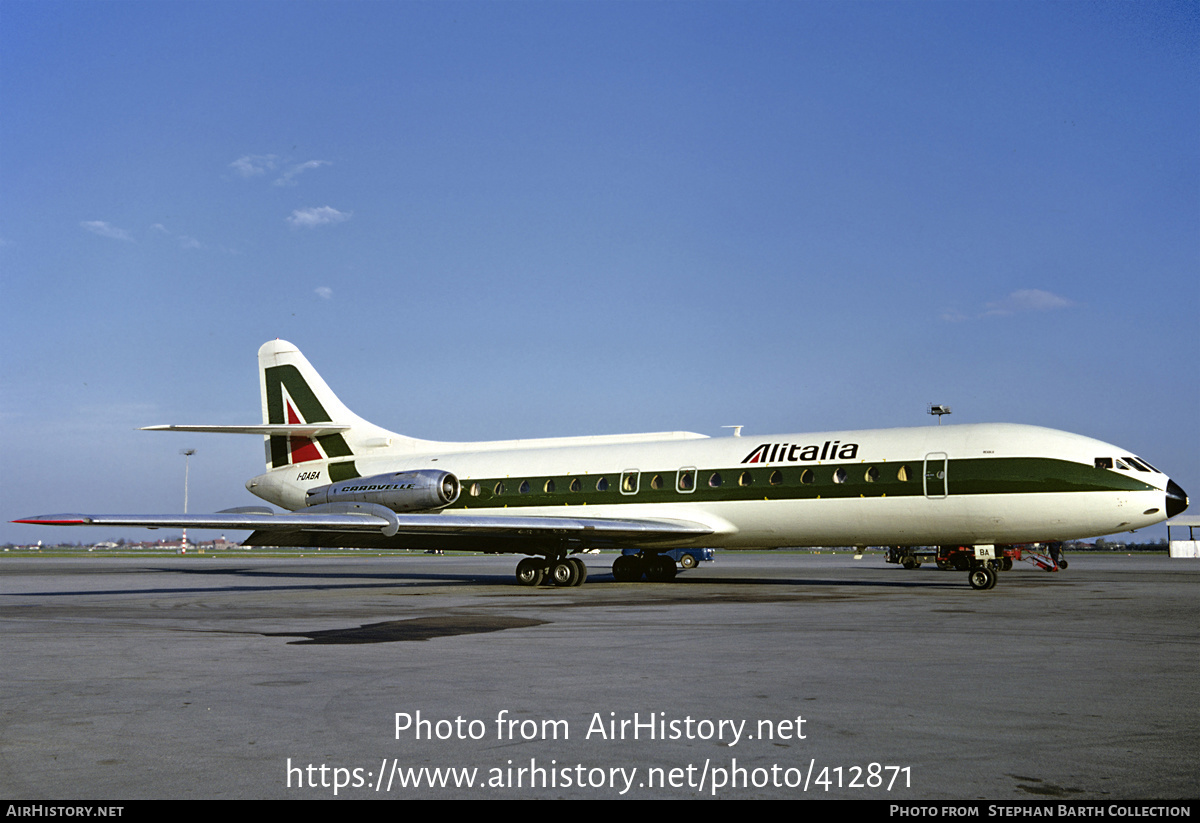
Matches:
[181,449,195,551]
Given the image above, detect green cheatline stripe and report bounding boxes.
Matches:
[265,365,354,468]
[446,457,1156,509]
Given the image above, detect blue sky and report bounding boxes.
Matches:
[2,1,1196,545]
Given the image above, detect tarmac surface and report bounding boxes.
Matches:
[1,552,1197,800]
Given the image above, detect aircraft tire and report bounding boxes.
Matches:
[1001,558,1013,571]
[515,557,545,587]
[1058,559,1068,570]
[968,567,996,590]
[612,555,642,582]
[679,553,697,569]
[646,554,677,582]
[568,557,588,586]
[550,560,578,587]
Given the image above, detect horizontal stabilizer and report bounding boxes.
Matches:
[141,424,350,436]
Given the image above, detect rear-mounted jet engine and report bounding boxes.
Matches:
[305,470,460,512]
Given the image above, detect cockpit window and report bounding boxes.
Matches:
[1123,457,1152,472]
[1095,458,1113,469]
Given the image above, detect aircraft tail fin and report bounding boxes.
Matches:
[257,339,414,476]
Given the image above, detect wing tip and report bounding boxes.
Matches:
[13,516,91,525]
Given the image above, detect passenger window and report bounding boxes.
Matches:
[621,471,639,494]
[865,466,879,483]
[833,468,847,484]
[596,477,609,492]
[494,481,506,495]
[650,474,664,490]
[800,469,814,485]
[897,465,911,482]
[544,479,556,493]
[677,469,696,493]
[469,482,481,497]
[739,471,753,487]
[570,478,582,492]
[769,470,783,486]
[519,480,530,494]
[708,472,722,488]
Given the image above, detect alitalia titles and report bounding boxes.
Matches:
[742,441,860,464]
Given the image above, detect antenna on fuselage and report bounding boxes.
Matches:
[722,425,744,437]
[928,405,951,425]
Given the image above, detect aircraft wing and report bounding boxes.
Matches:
[13,505,714,552]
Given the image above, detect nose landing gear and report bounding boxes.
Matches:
[967,565,998,590]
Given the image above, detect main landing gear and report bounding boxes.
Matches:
[514,555,588,587]
[512,552,684,586]
[612,552,676,583]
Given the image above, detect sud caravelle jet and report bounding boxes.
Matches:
[17,340,1189,590]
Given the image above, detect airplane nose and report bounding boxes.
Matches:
[1166,479,1189,518]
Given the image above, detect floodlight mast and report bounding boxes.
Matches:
[181,449,195,550]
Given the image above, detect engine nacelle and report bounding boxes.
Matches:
[305,470,460,512]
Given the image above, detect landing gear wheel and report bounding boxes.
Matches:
[549,560,581,587]
[1001,557,1013,571]
[968,567,997,590]
[515,557,545,586]
[568,557,588,585]
[679,553,697,570]
[645,554,677,582]
[1058,559,1068,570]
[612,554,642,582]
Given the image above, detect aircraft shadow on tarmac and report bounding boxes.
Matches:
[7,563,1062,600]
[147,563,1033,592]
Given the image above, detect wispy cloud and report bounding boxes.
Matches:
[287,206,351,228]
[81,221,134,241]
[151,223,204,250]
[943,289,1075,322]
[984,289,1074,316]
[274,160,331,187]
[315,286,333,300]
[229,154,280,177]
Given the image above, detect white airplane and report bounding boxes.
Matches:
[16,340,1189,590]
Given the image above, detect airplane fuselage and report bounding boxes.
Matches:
[247,422,1176,550]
